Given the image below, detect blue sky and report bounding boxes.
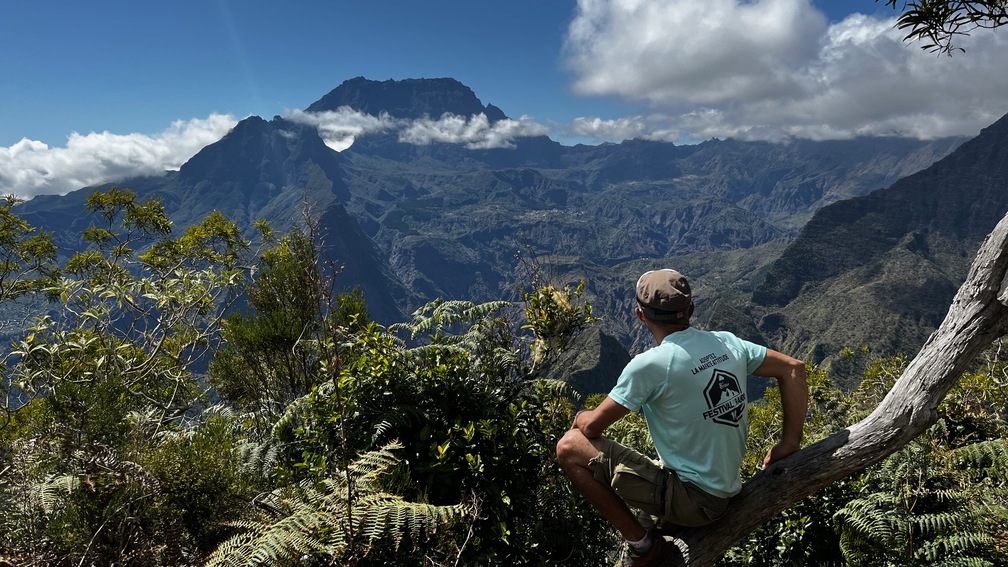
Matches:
[2,0,1006,198]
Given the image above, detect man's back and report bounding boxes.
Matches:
[608,327,766,497]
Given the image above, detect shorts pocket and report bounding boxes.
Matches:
[611,462,665,517]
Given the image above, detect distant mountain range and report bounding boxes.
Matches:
[18,76,999,393]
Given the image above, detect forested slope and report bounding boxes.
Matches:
[750,112,1008,384]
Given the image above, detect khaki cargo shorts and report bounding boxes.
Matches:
[590,438,731,528]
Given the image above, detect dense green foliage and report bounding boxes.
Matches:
[0,191,608,565]
[1,189,255,565]
[2,189,1007,565]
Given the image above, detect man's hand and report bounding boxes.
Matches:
[571,410,586,430]
[572,397,630,439]
[763,440,801,468]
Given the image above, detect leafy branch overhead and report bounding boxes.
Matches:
[883,0,1008,53]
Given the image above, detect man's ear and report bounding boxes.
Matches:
[635,306,646,323]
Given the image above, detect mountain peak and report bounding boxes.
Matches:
[180,116,336,183]
[306,76,508,121]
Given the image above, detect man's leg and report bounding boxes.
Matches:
[556,427,647,542]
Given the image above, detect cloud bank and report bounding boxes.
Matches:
[564,0,1008,142]
[0,115,238,200]
[399,113,549,149]
[2,109,550,199]
[287,108,549,151]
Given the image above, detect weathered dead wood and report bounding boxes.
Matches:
[670,210,1008,566]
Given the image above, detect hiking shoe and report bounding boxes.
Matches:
[622,533,679,566]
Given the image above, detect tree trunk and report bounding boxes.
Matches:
[671,210,1008,566]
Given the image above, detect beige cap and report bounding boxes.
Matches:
[636,269,692,322]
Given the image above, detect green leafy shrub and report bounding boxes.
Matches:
[268,297,608,564]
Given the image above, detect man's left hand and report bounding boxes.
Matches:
[762,441,800,468]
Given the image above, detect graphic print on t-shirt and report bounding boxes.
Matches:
[702,369,745,427]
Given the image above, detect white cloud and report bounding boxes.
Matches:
[0,114,237,199]
[571,116,650,140]
[289,107,550,150]
[399,113,549,149]
[285,107,399,151]
[563,0,1008,142]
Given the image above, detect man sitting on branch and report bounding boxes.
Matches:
[557,269,808,566]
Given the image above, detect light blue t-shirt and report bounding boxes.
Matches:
[608,327,767,498]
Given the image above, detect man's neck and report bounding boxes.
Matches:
[650,323,690,344]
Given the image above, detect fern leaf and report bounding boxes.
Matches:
[207,442,462,565]
[38,473,80,514]
[952,438,1008,480]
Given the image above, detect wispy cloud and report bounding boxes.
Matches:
[289,107,549,150]
[563,0,1008,142]
[399,113,549,149]
[571,116,650,141]
[285,108,398,151]
[0,115,237,199]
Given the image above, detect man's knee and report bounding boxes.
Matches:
[557,429,608,474]
[556,429,580,465]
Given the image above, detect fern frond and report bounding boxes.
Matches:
[347,442,402,488]
[920,549,993,567]
[205,508,328,567]
[837,491,902,528]
[207,442,462,565]
[952,438,1008,479]
[404,343,472,359]
[391,299,508,341]
[354,497,462,549]
[917,531,994,563]
[233,432,284,481]
[836,528,875,567]
[533,377,581,400]
[371,419,394,445]
[922,487,973,504]
[912,510,968,536]
[271,391,314,436]
[203,528,257,567]
[38,473,80,514]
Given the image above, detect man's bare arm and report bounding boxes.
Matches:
[573,396,630,439]
[753,349,808,467]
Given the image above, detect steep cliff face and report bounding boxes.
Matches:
[547,327,632,396]
[307,76,508,122]
[170,115,414,323]
[749,112,1008,380]
[164,116,351,229]
[16,114,411,324]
